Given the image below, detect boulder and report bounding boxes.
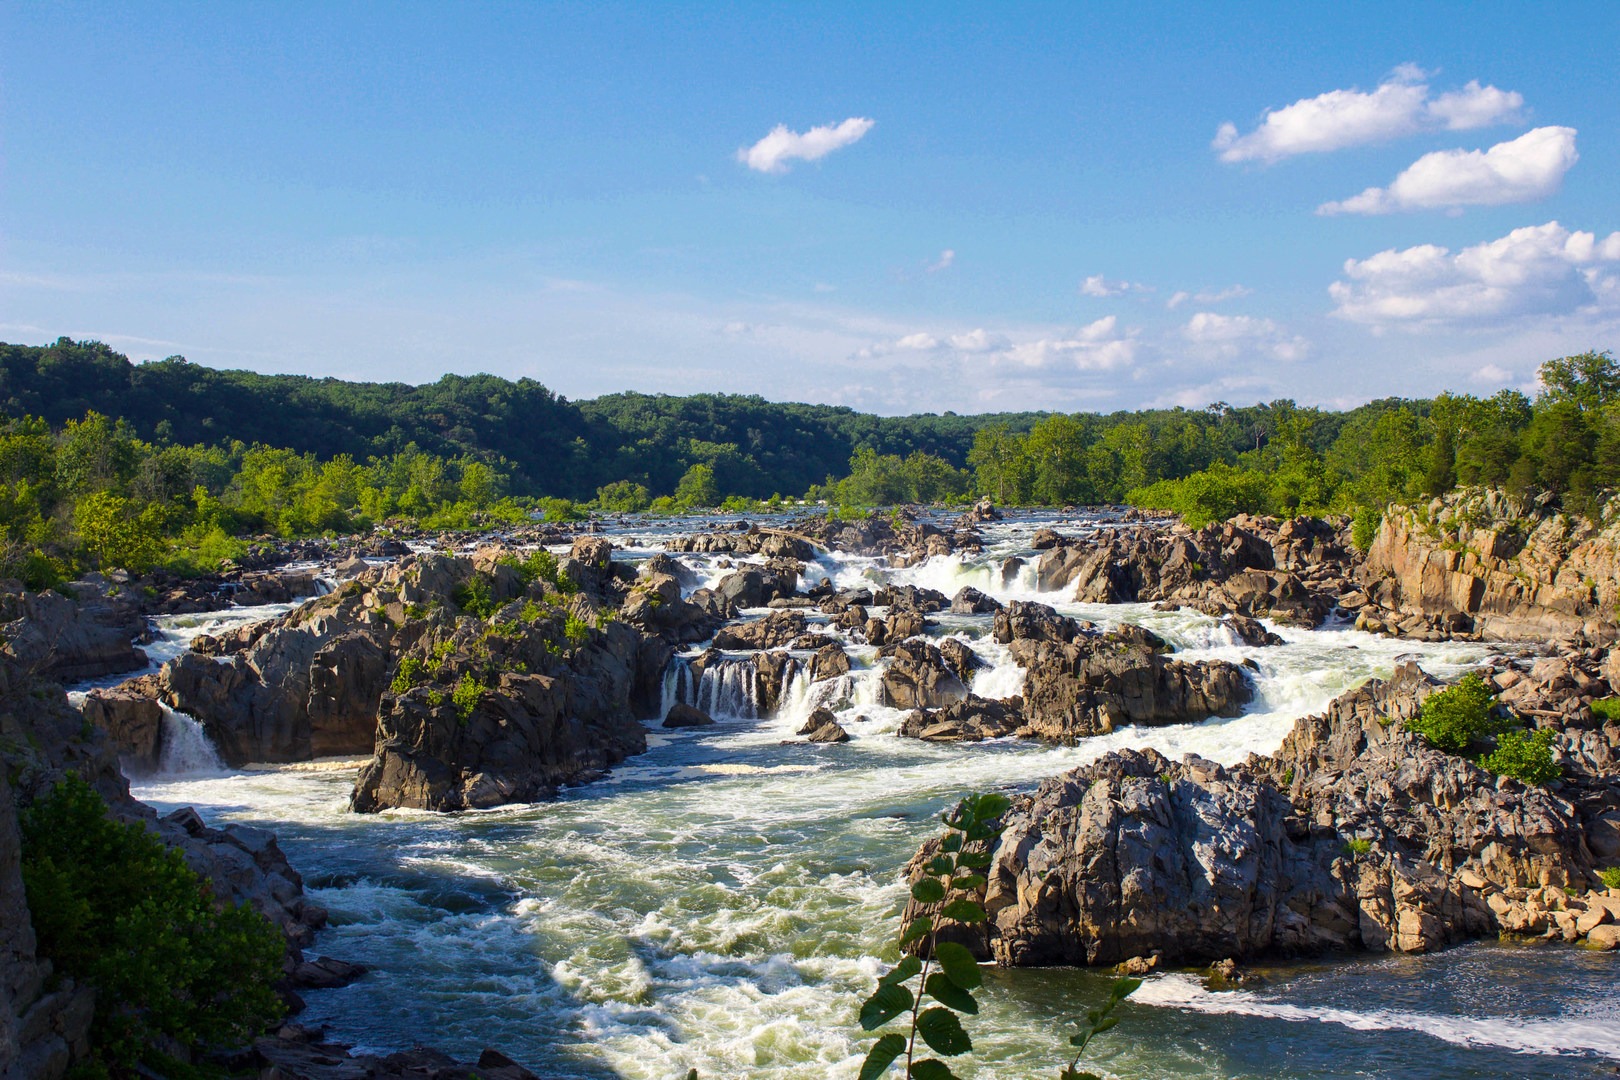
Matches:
[79,679,165,773]
[898,695,1024,742]
[950,587,1001,615]
[880,641,969,710]
[663,703,714,728]
[710,610,806,651]
[1010,629,1252,741]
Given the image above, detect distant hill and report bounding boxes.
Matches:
[0,338,1045,499]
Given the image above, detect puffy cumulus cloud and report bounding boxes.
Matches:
[1319,127,1578,215]
[1214,67,1523,164]
[1182,312,1310,361]
[737,117,875,174]
[997,316,1139,371]
[1080,274,1152,298]
[1329,221,1620,328]
[868,319,1134,372]
[1472,363,1514,383]
[1166,285,1252,310]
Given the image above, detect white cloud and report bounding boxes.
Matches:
[1472,363,1513,383]
[737,117,875,174]
[1166,285,1252,310]
[1319,126,1578,215]
[1329,220,1620,328]
[998,316,1138,370]
[1080,274,1151,298]
[1214,67,1524,164]
[1182,312,1309,361]
[927,249,956,273]
[871,318,1134,373]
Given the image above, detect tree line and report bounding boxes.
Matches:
[1,337,1613,585]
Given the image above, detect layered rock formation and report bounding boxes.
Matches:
[906,661,1620,969]
[1355,489,1620,642]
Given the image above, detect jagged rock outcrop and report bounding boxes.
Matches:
[620,568,732,645]
[906,661,1619,969]
[349,605,653,812]
[1008,622,1252,740]
[797,708,850,743]
[1034,516,1351,627]
[665,527,819,561]
[0,585,146,683]
[710,610,806,651]
[879,640,969,710]
[713,562,800,609]
[898,695,1024,742]
[79,678,166,773]
[1356,489,1620,642]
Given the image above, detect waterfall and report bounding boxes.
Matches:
[156,705,227,776]
[660,656,762,720]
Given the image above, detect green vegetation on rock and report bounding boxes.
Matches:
[19,774,285,1073]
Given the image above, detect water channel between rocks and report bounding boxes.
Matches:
[116,514,1620,1079]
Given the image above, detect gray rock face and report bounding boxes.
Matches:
[663,703,714,728]
[911,661,1615,969]
[879,640,969,710]
[350,613,653,813]
[1009,630,1252,741]
[0,587,146,683]
[1032,516,1349,627]
[898,695,1024,742]
[710,610,806,651]
[79,678,165,773]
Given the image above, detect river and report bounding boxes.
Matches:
[115,514,1619,1079]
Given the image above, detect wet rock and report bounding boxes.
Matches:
[950,587,1001,615]
[1010,628,1251,740]
[710,610,806,651]
[798,708,850,743]
[873,584,949,613]
[913,661,1608,969]
[663,703,714,728]
[992,600,1084,645]
[880,640,968,710]
[898,695,1023,742]
[810,643,851,681]
[938,638,983,684]
[1222,615,1283,647]
[79,678,166,773]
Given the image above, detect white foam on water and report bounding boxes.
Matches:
[1135,972,1620,1060]
[154,705,228,776]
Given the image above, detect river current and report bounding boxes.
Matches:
[113,514,1619,1079]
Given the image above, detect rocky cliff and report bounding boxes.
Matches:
[1356,488,1620,643]
[906,660,1620,969]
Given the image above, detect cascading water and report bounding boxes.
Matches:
[662,655,764,720]
[114,513,1615,1080]
[155,705,228,776]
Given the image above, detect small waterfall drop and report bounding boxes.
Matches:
[156,705,227,776]
[661,656,763,720]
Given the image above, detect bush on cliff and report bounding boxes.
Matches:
[1479,727,1562,785]
[19,775,285,1072]
[1404,673,1509,754]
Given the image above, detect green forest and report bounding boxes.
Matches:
[0,337,1614,585]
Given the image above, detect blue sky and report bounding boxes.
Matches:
[3,2,1617,413]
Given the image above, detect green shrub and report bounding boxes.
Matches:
[1590,697,1620,722]
[1598,867,1620,890]
[1479,727,1562,785]
[20,775,285,1071]
[595,480,651,513]
[451,673,486,720]
[452,573,497,619]
[1405,673,1510,753]
[1350,506,1382,552]
[391,657,427,693]
[536,496,587,523]
[563,613,592,646]
[1344,837,1372,857]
